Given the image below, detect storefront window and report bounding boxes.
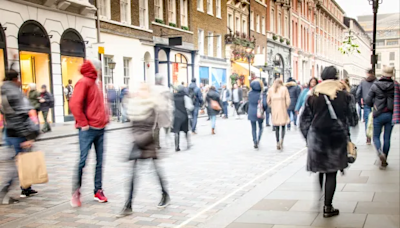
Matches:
[173,53,188,86]
[20,51,52,124]
[61,56,84,116]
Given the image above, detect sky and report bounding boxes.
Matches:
[335,0,400,18]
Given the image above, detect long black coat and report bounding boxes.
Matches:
[286,83,301,111]
[172,91,189,133]
[131,111,157,159]
[206,89,221,116]
[300,90,354,173]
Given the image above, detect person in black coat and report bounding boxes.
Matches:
[172,85,190,152]
[206,86,221,134]
[285,77,301,129]
[39,85,54,133]
[262,86,271,127]
[247,79,265,148]
[300,66,357,218]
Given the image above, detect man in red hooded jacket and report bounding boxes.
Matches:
[69,59,109,207]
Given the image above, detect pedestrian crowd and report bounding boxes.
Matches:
[0,58,398,221]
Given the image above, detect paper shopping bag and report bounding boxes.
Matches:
[17,151,49,189]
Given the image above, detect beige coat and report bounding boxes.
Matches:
[267,86,291,126]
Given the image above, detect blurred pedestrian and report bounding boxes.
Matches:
[39,85,54,133]
[356,69,376,144]
[295,77,318,116]
[0,67,40,203]
[285,77,301,130]
[203,85,210,120]
[172,85,190,151]
[118,83,170,217]
[120,85,129,123]
[220,85,230,119]
[207,86,221,134]
[231,83,243,119]
[267,79,290,150]
[70,59,109,207]
[300,66,357,218]
[248,79,265,148]
[64,79,74,114]
[242,84,249,102]
[28,83,40,117]
[262,86,271,127]
[153,74,173,149]
[188,78,203,134]
[107,84,118,118]
[365,66,395,169]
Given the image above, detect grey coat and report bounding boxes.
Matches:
[356,76,376,103]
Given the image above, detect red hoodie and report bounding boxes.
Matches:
[70,60,108,129]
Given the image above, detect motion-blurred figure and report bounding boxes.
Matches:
[188,78,203,134]
[231,84,243,119]
[285,77,301,130]
[120,85,129,123]
[247,79,265,149]
[64,79,74,114]
[220,85,230,119]
[28,83,40,116]
[206,86,221,135]
[300,66,357,218]
[0,67,40,204]
[39,85,54,133]
[70,59,109,207]
[107,84,118,118]
[172,85,190,151]
[118,83,170,217]
[153,74,173,149]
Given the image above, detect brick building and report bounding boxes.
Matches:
[250,0,268,75]
[192,0,229,88]
[96,0,195,88]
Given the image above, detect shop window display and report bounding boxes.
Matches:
[19,51,52,124]
[61,56,83,116]
[172,53,188,86]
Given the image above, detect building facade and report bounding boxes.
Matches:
[0,0,97,123]
[314,0,346,81]
[267,0,291,85]
[342,17,372,85]
[358,13,400,81]
[192,0,229,89]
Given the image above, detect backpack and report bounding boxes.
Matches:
[188,87,196,105]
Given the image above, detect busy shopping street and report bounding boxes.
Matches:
[0,116,398,228]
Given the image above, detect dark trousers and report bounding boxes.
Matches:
[319,172,338,207]
[191,106,200,132]
[265,112,270,126]
[125,159,167,207]
[73,128,105,194]
[222,101,229,118]
[175,132,189,150]
[373,112,394,156]
[274,126,286,142]
[251,120,264,144]
[41,110,51,132]
[233,102,240,116]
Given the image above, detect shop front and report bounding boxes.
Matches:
[0,23,7,80]
[18,20,53,124]
[266,41,291,85]
[60,29,85,121]
[197,56,229,90]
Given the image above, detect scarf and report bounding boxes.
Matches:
[313,80,345,100]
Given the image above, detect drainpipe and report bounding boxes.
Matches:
[96,0,101,45]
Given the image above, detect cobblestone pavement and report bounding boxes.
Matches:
[0,116,308,228]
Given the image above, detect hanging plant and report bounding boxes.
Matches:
[273,34,278,41]
[230,73,239,85]
[339,30,361,55]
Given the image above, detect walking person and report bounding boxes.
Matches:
[207,86,221,135]
[300,66,357,218]
[28,83,40,121]
[39,85,54,133]
[120,85,129,123]
[267,79,290,150]
[70,59,109,207]
[356,69,376,144]
[188,78,203,134]
[172,85,190,152]
[248,79,265,148]
[285,77,301,130]
[231,84,243,119]
[365,66,396,169]
[220,85,230,119]
[263,86,271,127]
[118,83,170,217]
[295,77,319,116]
[107,84,118,118]
[0,67,40,204]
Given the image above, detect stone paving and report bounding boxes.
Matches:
[0,116,308,228]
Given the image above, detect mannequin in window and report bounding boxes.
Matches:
[64,80,74,114]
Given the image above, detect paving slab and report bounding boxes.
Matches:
[289,201,357,213]
[355,201,400,215]
[235,210,319,226]
[363,214,400,228]
[250,199,297,211]
[311,213,367,228]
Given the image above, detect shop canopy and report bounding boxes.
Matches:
[234,62,269,79]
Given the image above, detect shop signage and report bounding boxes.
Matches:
[169,37,182,46]
[98,46,104,54]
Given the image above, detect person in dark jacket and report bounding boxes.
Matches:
[207,86,221,134]
[262,86,271,127]
[188,78,203,134]
[300,66,357,218]
[172,86,190,151]
[365,66,395,169]
[0,68,40,204]
[39,85,53,133]
[28,83,40,113]
[350,84,362,120]
[356,69,376,144]
[231,84,243,118]
[285,77,301,129]
[248,79,265,148]
[220,85,231,118]
[107,84,118,117]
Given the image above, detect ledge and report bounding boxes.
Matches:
[101,19,153,33]
[152,22,194,35]
[255,0,267,8]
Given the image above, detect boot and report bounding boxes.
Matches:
[175,133,180,152]
[366,137,371,145]
[212,128,215,135]
[323,206,339,218]
[277,142,281,150]
[157,192,170,208]
[116,202,133,218]
[185,133,191,150]
[280,138,284,149]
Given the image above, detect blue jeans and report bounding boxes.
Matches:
[265,112,270,126]
[210,115,216,129]
[74,128,105,194]
[287,110,297,128]
[373,113,393,156]
[191,106,200,132]
[222,101,229,118]
[364,106,372,134]
[251,120,264,144]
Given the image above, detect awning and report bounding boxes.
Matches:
[235,62,269,79]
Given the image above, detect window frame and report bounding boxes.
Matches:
[228,14,233,32]
[168,0,176,24]
[256,14,260,33]
[208,32,214,57]
[123,57,131,86]
[278,12,281,35]
[197,0,203,11]
[261,16,265,35]
[207,0,213,15]
[139,0,148,28]
[120,0,131,24]
[180,0,188,27]
[198,29,204,55]
[98,0,111,20]
[270,8,275,33]
[103,56,113,85]
[216,0,221,18]
[217,35,222,58]
[390,52,395,61]
[154,0,163,20]
[250,11,254,31]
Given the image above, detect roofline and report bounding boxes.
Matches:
[332,0,346,14]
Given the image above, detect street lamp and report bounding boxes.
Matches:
[246,47,253,81]
[108,60,116,84]
[368,0,383,75]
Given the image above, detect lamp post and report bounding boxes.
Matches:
[368,0,382,75]
[245,47,253,81]
[108,60,116,84]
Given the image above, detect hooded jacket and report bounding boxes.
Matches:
[365,77,395,118]
[188,82,203,107]
[356,75,376,103]
[70,60,108,129]
[248,80,264,122]
[285,80,301,111]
